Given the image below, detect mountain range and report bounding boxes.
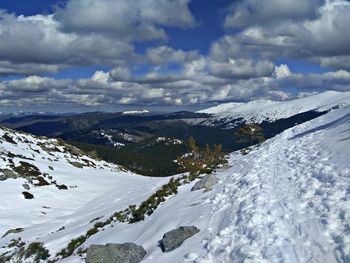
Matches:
[0,91,349,262]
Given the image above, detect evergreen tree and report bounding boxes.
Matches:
[188,136,199,154]
[177,137,227,176]
[235,124,265,145]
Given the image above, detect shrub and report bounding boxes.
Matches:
[13,161,41,178]
[2,133,17,144]
[234,124,265,145]
[177,137,227,177]
[58,235,86,258]
[25,242,50,262]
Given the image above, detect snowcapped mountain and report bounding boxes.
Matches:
[198,91,350,125]
[1,103,350,262]
[122,110,150,115]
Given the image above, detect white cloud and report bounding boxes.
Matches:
[273,64,292,79]
[208,58,274,79]
[0,11,133,74]
[220,0,350,69]
[1,0,350,110]
[54,0,196,40]
[145,46,200,66]
[225,0,324,28]
[91,71,111,83]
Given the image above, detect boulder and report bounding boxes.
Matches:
[86,243,146,263]
[1,169,18,179]
[191,174,218,192]
[22,184,30,190]
[161,226,200,252]
[22,191,34,199]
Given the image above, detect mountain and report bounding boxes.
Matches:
[1,101,349,262]
[1,91,349,177]
[198,90,350,127]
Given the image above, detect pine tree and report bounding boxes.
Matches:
[235,124,265,145]
[188,136,199,154]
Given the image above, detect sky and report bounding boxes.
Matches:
[0,0,350,113]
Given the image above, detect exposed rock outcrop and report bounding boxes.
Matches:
[86,243,146,263]
[191,174,218,192]
[161,226,200,252]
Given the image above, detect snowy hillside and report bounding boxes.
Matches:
[1,103,350,262]
[0,127,169,262]
[198,91,350,124]
[68,105,349,263]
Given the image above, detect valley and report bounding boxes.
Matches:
[0,91,349,262]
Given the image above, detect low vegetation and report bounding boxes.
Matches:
[0,240,49,263]
[71,139,187,176]
[56,136,227,260]
[234,124,265,146]
[24,242,50,262]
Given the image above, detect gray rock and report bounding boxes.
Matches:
[191,174,218,192]
[86,243,146,263]
[1,169,17,179]
[22,191,34,199]
[22,184,30,190]
[161,226,200,252]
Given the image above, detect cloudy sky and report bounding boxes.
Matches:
[0,0,349,113]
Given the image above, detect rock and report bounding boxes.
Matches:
[57,184,68,190]
[191,174,218,192]
[22,191,34,199]
[161,226,200,252]
[1,169,18,179]
[2,228,25,238]
[22,184,30,190]
[70,161,84,168]
[86,243,146,263]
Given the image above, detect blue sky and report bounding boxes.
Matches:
[0,0,349,113]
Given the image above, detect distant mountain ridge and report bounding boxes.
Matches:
[1,91,348,176]
[198,91,350,125]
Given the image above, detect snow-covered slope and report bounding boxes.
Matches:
[65,105,348,263]
[198,91,350,124]
[1,103,350,262]
[0,127,168,262]
[122,110,150,115]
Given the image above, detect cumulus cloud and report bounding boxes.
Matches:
[0,11,134,74]
[1,0,350,111]
[0,0,196,76]
[208,58,274,79]
[221,0,350,69]
[225,0,324,28]
[1,64,350,110]
[54,0,196,40]
[145,46,200,66]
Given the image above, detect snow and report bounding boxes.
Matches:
[198,90,350,124]
[73,105,349,263]
[156,137,183,145]
[0,128,168,260]
[122,110,150,115]
[1,102,350,262]
[100,130,125,147]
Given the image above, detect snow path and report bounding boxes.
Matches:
[197,109,350,263]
